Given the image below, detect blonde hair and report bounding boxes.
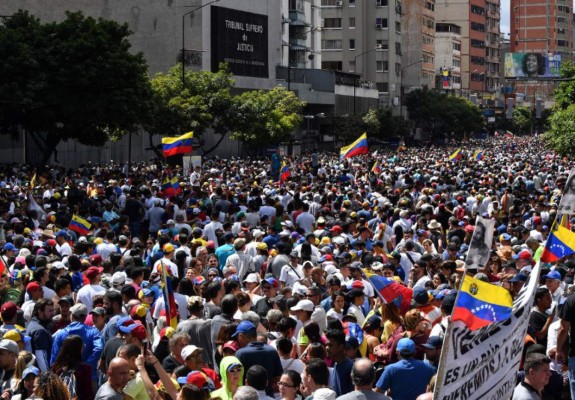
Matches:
[404,309,423,331]
[14,351,34,381]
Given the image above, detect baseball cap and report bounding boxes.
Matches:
[243,273,259,284]
[176,371,215,390]
[51,261,67,270]
[26,282,42,293]
[499,233,512,241]
[3,243,18,251]
[90,307,106,316]
[70,304,88,318]
[262,277,279,288]
[3,330,31,344]
[0,302,19,320]
[290,299,314,312]
[512,250,532,260]
[413,287,430,305]
[509,272,529,283]
[58,296,74,306]
[231,321,256,338]
[163,243,175,253]
[130,305,147,319]
[543,270,562,280]
[223,341,239,352]
[422,336,443,349]
[397,338,416,355]
[112,271,127,286]
[181,345,204,360]
[22,366,40,380]
[85,266,103,279]
[0,339,19,354]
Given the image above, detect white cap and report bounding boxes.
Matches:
[52,261,67,270]
[290,299,314,312]
[243,273,259,284]
[181,345,204,360]
[324,265,338,276]
[112,271,127,286]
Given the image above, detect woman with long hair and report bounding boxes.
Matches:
[380,303,403,343]
[32,372,70,400]
[326,291,346,322]
[278,370,303,400]
[12,366,39,400]
[51,335,93,400]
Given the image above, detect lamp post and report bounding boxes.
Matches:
[399,58,424,119]
[353,46,381,115]
[181,0,220,84]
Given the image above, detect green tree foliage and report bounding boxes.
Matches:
[553,61,575,110]
[405,88,484,138]
[0,11,152,162]
[511,106,534,134]
[543,104,575,156]
[232,87,305,145]
[363,108,410,139]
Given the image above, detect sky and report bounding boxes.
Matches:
[500,0,510,35]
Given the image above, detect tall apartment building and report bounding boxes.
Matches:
[402,0,435,91]
[281,0,322,69]
[320,0,403,109]
[436,0,501,100]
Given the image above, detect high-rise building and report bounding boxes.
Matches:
[436,0,501,101]
[281,0,322,70]
[320,0,403,111]
[435,23,462,93]
[402,0,435,91]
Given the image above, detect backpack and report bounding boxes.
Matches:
[60,368,77,400]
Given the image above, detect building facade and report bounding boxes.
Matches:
[402,0,435,91]
[435,23,462,93]
[320,0,403,111]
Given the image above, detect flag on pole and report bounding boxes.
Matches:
[368,275,413,314]
[472,150,484,161]
[505,130,514,138]
[162,177,182,197]
[449,148,462,162]
[340,133,369,159]
[280,161,290,182]
[452,275,513,331]
[371,161,381,174]
[30,174,37,189]
[540,220,575,263]
[0,256,6,276]
[69,215,92,236]
[162,132,193,157]
[159,259,179,328]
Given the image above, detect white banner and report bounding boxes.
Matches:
[433,261,541,400]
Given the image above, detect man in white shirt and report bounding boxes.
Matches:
[55,230,72,257]
[77,267,106,312]
[153,243,179,278]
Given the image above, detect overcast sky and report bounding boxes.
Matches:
[501,0,510,35]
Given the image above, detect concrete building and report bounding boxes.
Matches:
[281,0,322,70]
[320,0,403,112]
[436,0,501,101]
[435,23,462,93]
[402,0,435,91]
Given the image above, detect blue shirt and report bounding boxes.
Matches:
[376,358,435,400]
[333,358,354,396]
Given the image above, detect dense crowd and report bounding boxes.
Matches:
[0,135,573,400]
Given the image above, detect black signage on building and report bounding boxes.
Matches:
[211,6,269,78]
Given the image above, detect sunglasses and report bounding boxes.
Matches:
[228,368,243,374]
[278,382,296,388]
[208,274,217,278]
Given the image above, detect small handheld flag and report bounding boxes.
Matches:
[159,260,179,328]
[162,132,193,157]
[280,161,290,183]
[449,148,462,162]
[540,220,575,263]
[340,133,369,159]
[69,215,92,236]
[472,150,484,161]
[371,161,381,174]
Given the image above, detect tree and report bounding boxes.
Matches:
[553,61,575,110]
[363,108,410,140]
[0,11,152,163]
[146,64,237,155]
[511,106,534,134]
[231,87,305,145]
[405,89,484,139]
[543,104,575,156]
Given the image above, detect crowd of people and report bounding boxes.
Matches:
[0,135,572,400]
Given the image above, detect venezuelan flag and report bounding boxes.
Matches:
[371,161,381,174]
[368,275,413,314]
[158,260,179,328]
[473,150,484,161]
[540,220,575,262]
[449,148,462,162]
[69,215,92,235]
[280,162,290,183]
[340,133,369,159]
[162,178,175,196]
[452,275,512,331]
[162,132,193,157]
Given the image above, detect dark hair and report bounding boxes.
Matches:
[305,359,329,386]
[180,383,210,400]
[523,353,551,374]
[118,343,142,359]
[303,321,322,344]
[34,372,70,400]
[282,369,302,388]
[276,337,293,355]
[308,342,326,360]
[325,329,346,346]
[277,317,297,335]
[178,278,195,296]
[236,292,251,308]
[54,278,70,293]
[534,287,550,304]
[33,298,54,318]
[105,290,123,308]
[224,279,240,294]
[205,281,223,300]
[51,335,83,374]
[245,365,268,391]
[221,294,239,316]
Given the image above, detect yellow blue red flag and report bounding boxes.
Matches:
[340,133,368,159]
[162,132,193,157]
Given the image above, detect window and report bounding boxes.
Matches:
[376,61,389,71]
[321,39,342,50]
[395,62,401,76]
[558,5,570,12]
[324,18,342,28]
[558,39,568,47]
[376,17,388,28]
[349,39,356,50]
[322,61,342,70]
[395,42,402,55]
[349,17,356,28]
[376,0,388,5]
[423,53,434,63]
[423,35,434,45]
[289,0,304,11]
[557,16,567,24]
[453,76,461,84]
[321,0,340,5]
[471,39,485,48]
[471,5,484,14]
[376,82,389,93]
[453,42,461,51]
[395,21,401,32]
[349,0,356,4]
[453,59,461,67]
[471,22,485,32]
[376,40,389,49]
[425,1,435,11]
[422,17,434,29]
[349,61,356,72]
[471,73,485,82]
[471,56,485,65]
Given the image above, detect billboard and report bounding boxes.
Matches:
[504,52,561,78]
[211,6,269,78]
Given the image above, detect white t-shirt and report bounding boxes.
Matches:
[279,264,303,288]
[153,258,179,278]
[56,242,72,257]
[77,284,106,312]
[280,357,306,374]
[152,293,189,320]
